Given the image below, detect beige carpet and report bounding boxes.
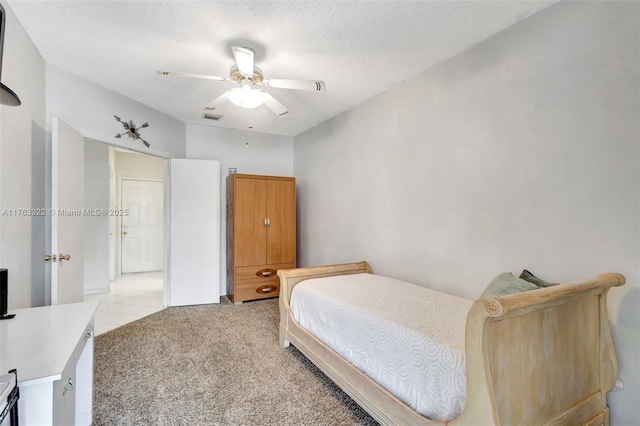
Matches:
[93,297,378,425]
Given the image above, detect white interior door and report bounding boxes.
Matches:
[121,179,163,273]
[51,118,84,305]
[165,159,220,306]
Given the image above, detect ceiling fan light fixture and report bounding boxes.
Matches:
[161,45,322,117]
[227,85,266,109]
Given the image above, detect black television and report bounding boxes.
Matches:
[0,268,14,319]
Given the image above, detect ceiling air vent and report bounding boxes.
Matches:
[202,112,222,121]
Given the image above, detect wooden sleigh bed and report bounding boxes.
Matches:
[278,261,624,426]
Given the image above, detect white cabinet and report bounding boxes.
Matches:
[52,358,76,425]
[0,301,98,425]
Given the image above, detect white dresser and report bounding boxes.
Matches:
[0,301,98,426]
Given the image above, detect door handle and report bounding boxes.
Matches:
[122,231,128,235]
[45,254,71,262]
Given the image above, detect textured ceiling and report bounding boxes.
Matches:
[8,1,555,137]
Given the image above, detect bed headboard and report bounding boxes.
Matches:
[454,273,625,426]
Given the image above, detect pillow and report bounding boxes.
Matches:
[519,269,558,288]
[481,272,540,297]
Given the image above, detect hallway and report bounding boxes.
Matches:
[84,272,164,336]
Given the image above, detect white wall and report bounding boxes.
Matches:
[115,149,164,180]
[293,2,639,425]
[83,139,110,293]
[46,65,186,158]
[186,123,293,295]
[0,1,46,308]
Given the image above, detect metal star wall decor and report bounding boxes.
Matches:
[114,115,150,147]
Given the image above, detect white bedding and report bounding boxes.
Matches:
[290,273,473,421]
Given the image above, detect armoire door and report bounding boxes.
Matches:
[234,177,267,266]
[266,179,296,265]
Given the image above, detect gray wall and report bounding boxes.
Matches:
[0,0,46,308]
[293,2,639,425]
[186,123,293,295]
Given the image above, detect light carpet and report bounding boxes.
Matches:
[93,297,378,425]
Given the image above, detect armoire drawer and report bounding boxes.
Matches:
[234,263,296,284]
[234,280,281,301]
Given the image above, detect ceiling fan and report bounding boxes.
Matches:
[157,46,325,117]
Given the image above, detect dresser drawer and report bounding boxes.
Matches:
[231,263,295,303]
[234,263,296,284]
[234,280,280,302]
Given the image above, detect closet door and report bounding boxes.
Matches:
[167,159,220,306]
[235,177,267,266]
[266,179,296,265]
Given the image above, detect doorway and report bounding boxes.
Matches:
[45,117,220,336]
[84,142,166,335]
[110,147,165,276]
[53,119,220,334]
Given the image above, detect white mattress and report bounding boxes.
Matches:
[290,273,473,421]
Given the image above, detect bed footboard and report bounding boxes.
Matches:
[278,262,624,426]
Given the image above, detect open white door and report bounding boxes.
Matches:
[50,118,85,305]
[165,159,220,306]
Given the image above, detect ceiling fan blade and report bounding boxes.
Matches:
[263,92,289,117]
[204,90,231,110]
[157,70,230,82]
[265,79,326,92]
[231,46,255,77]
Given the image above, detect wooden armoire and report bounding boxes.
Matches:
[226,173,296,303]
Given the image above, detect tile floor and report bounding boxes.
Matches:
[83,271,165,336]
